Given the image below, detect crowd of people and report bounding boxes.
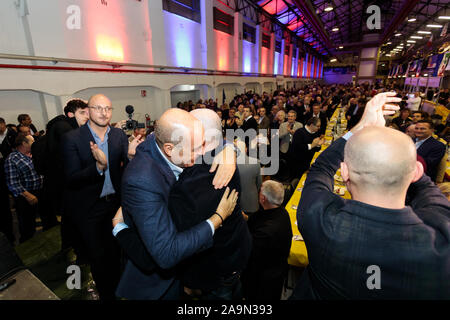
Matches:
[0,81,449,300]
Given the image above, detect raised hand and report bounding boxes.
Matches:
[210,145,236,189]
[352,92,401,132]
[128,135,144,159]
[90,141,107,171]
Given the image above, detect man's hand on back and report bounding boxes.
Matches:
[210,145,236,189]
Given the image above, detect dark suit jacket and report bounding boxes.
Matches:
[61,123,129,221]
[169,155,252,291]
[304,112,327,135]
[293,137,450,299]
[241,116,258,132]
[416,137,446,182]
[115,134,213,300]
[242,207,292,300]
[345,104,364,130]
[289,127,321,178]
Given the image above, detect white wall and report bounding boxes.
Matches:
[0,90,46,130]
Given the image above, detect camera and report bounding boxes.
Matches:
[124,105,145,131]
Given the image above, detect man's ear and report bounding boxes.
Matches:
[340,162,349,182]
[163,143,173,158]
[67,112,75,118]
[411,161,424,183]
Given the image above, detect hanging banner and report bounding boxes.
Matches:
[438,52,450,76]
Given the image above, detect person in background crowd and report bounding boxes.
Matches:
[279,110,303,159]
[235,140,261,216]
[0,117,16,243]
[305,103,327,135]
[407,92,421,111]
[241,180,292,300]
[411,111,425,124]
[4,134,43,243]
[44,99,90,259]
[392,108,412,132]
[128,126,146,143]
[289,117,324,180]
[257,107,270,133]
[414,120,446,182]
[17,114,39,138]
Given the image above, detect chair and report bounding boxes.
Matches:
[435,153,447,183]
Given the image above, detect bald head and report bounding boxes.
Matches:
[88,94,111,107]
[344,126,417,192]
[155,108,204,167]
[190,109,222,151]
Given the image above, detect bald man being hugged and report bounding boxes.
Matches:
[291,92,450,300]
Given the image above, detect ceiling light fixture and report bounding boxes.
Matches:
[418,30,431,34]
[407,18,416,22]
[330,58,337,62]
[427,24,443,28]
[407,40,416,43]
[332,27,339,32]
[410,36,422,39]
[324,6,333,12]
[395,33,401,36]
[438,16,450,20]
[339,46,343,49]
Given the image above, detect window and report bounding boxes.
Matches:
[213,7,234,35]
[275,40,281,53]
[162,0,201,23]
[262,33,271,49]
[243,23,256,43]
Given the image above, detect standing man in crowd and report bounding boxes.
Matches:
[0,117,16,243]
[45,99,89,257]
[289,117,324,180]
[17,114,39,138]
[61,94,143,300]
[305,103,327,135]
[292,92,449,299]
[4,134,43,243]
[279,110,303,159]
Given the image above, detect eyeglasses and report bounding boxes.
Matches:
[89,106,114,113]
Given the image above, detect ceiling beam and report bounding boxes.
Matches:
[380,0,421,45]
[291,0,333,49]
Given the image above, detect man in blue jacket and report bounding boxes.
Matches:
[115,108,238,300]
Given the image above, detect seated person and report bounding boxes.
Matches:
[241,180,292,300]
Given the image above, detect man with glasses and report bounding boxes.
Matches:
[61,94,143,300]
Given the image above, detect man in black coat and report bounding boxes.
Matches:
[241,180,292,300]
[45,100,89,255]
[289,117,324,179]
[61,94,142,300]
[291,92,450,299]
[240,106,258,152]
[414,120,446,182]
[304,103,327,135]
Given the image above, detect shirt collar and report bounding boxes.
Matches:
[305,126,313,134]
[155,141,184,180]
[245,115,252,121]
[87,121,110,142]
[416,135,432,143]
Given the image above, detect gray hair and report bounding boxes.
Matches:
[260,180,285,206]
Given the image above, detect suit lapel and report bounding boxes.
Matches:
[147,134,176,186]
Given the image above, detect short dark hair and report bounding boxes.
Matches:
[17,114,29,123]
[306,117,321,127]
[412,111,423,116]
[64,99,88,117]
[417,119,434,129]
[14,133,30,148]
[0,117,5,124]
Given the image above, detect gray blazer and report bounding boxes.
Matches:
[237,155,262,213]
[279,121,303,154]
